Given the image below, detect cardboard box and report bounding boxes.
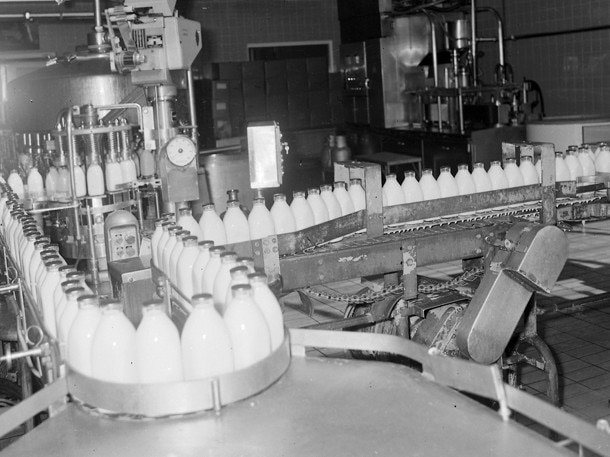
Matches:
[286,58,307,76]
[266,76,288,95]
[201,62,243,80]
[306,57,328,75]
[242,61,265,79]
[308,72,329,91]
[264,60,287,79]
[244,96,267,121]
[287,72,308,93]
[242,78,266,98]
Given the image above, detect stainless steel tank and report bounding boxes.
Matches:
[6,58,138,131]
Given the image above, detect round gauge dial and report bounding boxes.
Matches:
[165,135,196,167]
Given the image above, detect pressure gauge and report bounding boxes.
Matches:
[165,135,196,167]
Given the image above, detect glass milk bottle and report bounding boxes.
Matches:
[248,197,276,240]
[223,200,250,244]
[578,147,596,176]
[455,165,476,195]
[55,279,81,326]
[437,167,459,198]
[86,153,105,197]
[249,273,284,351]
[51,265,77,310]
[176,236,199,300]
[56,166,70,198]
[213,251,238,314]
[91,301,138,383]
[556,153,571,181]
[401,171,423,203]
[139,148,156,178]
[27,242,50,291]
[169,230,190,284]
[224,266,250,310]
[39,261,63,339]
[73,158,87,198]
[320,184,342,219]
[519,156,539,185]
[45,166,59,198]
[177,207,204,241]
[535,159,543,183]
[202,246,226,295]
[503,158,524,188]
[237,257,255,274]
[199,203,227,246]
[488,161,509,190]
[136,300,183,383]
[120,149,138,186]
[224,284,271,370]
[150,218,165,267]
[21,235,46,285]
[307,188,330,224]
[105,152,122,192]
[181,293,233,380]
[348,178,366,211]
[67,295,101,376]
[290,191,315,230]
[161,225,182,276]
[419,169,441,200]
[382,173,405,207]
[471,162,492,193]
[27,166,44,200]
[192,241,215,295]
[333,181,355,216]
[270,193,296,234]
[7,170,24,199]
[57,286,86,345]
[564,149,583,180]
[155,222,174,269]
[595,144,610,173]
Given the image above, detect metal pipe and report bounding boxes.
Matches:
[94,0,101,28]
[477,8,505,68]
[64,109,82,242]
[85,203,99,290]
[0,12,94,19]
[0,282,19,294]
[28,202,79,214]
[186,68,198,149]
[97,103,143,130]
[470,0,477,86]
[428,15,442,131]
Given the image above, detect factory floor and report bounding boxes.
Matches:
[281,218,610,431]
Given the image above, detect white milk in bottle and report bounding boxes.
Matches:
[595,144,610,173]
[45,166,58,197]
[7,170,24,199]
[455,164,475,195]
[401,171,424,203]
[136,300,183,383]
[212,251,238,314]
[199,203,227,246]
[56,166,70,198]
[104,154,122,192]
[437,167,459,198]
[168,230,190,284]
[161,226,182,276]
[177,207,204,241]
[224,266,251,310]
[39,261,63,339]
[290,191,315,230]
[248,197,276,240]
[249,273,284,351]
[150,218,165,267]
[181,293,233,379]
[67,295,101,376]
[27,167,44,200]
[73,161,87,197]
[382,173,405,207]
[320,184,342,219]
[564,149,583,180]
[57,286,86,346]
[191,240,215,295]
[86,155,105,197]
[91,301,138,383]
[348,178,366,211]
[419,169,441,200]
[270,193,296,234]
[224,284,271,370]
[472,162,493,192]
[201,246,226,295]
[578,147,596,176]
[223,200,250,243]
[155,222,173,269]
[333,181,355,215]
[488,161,509,190]
[519,156,539,185]
[307,188,330,224]
[555,153,571,181]
[503,158,524,188]
[176,236,199,299]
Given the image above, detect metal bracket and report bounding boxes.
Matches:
[402,242,418,300]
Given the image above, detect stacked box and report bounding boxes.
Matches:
[286,59,309,93]
[307,57,329,91]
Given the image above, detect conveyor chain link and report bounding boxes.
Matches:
[298,268,484,305]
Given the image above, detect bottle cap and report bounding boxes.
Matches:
[178,207,191,215]
[307,187,320,195]
[231,283,252,298]
[490,160,501,166]
[229,265,249,278]
[237,257,254,270]
[505,158,516,164]
[227,200,240,208]
[220,251,238,263]
[66,271,85,281]
[293,191,305,198]
[253,197,265,205]
[209,246,226,256]
[273,193,286,201]
[175,230,190,240]
[422,169,433,175]
[248,272,268,284]
[58,265,76,274]
[349,178,362,185]
[404,171,416,178]
[440,166,451,173]
[66,287,86,300]
[386,173,397,179]
[474,162,485,169]
[161,222,173,231]
[191,293,214,307]
[521,156,533,162]
[183,236,198,247]
[333,181,347,189]
[320,184,333,192]
[457,164,469,171]
[45,261,63,271]
[154,218,165,227]
[77,294,99,309]
[168,225,182,235]
[61,279,80,291]
[198,240,214,249]
[202,203,216,211]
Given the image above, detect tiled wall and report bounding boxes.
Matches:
[37,23,93,55]
[182,0,340,67]
[478,0,610,116]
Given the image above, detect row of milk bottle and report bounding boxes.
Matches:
[62,279,283,384]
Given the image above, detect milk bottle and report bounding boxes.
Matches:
[177,207,204,241]
[181,293,233,379]
[136,300,183,383]
[91,301,138,383]
[290,191,315,230]
[595,144,610,173]
[472,162,492,192]
[564,149,583,180]
[578,147,596,176]
[320,184,342,219]
[57,286,86,345]
[150,218,165,267]
[192,241,215,295]
[56,166,70,198]
[419,169,441,200]
[382,173,405,207]
[27,167,44,200]
[198,203,227,246]
[249,273,284,351]
[224,284,271,370]
[139,149,156,178]
[73,161,87,197]
[201,246,226,295]
[168,230,190,283]
[161,226,182,276]
[307,188,330,223]
[488,161,509,190]
[519,156,539,185]
[503,158,525,188]
[104,154,122,192]
[176,236,199,299]
[223,266,251,311]
[212,251,238,314]
[67,295,101,376]
[7,170,24,199]
[401,171,424,203]
[237,257,255,274]
[55,280,80,328]
[45,166,58,197]
[51,265,77,310]
[270,193,296,234]
[224,200,250,244]
[348,178,366,211]
[248,198,276,240]
[120,150,138,186]
[437,167,459,197]
[455,164,476,195]
[333,181,355,215]
[39,261,63,338]
[86,155,105,197]
[155,222,173,268]
[556,153,571,181]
